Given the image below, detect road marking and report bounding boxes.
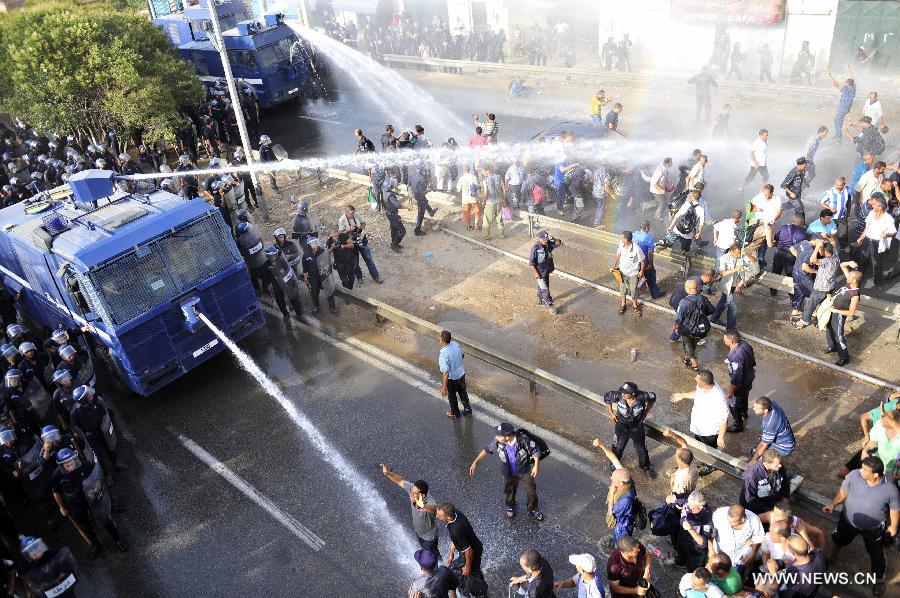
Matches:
[296,115,342,125]
[176,434,326,552]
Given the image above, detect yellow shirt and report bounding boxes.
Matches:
[590,95,606,115]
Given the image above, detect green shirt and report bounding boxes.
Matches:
[869,421,900,477]
[712,567,743,596]
[868,399,899,423]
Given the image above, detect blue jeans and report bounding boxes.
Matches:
[644,267,663,299]
[591,114,603,126]
[834,109,849,139]
[354,244,380,280]
[556,186,565,211]
[711,292,737,329]
[593,194,606,226]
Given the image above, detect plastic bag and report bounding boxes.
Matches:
[500,206,513,221]
[367,186,378,210]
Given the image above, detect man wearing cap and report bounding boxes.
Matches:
[529,231,563,315]
[469,423,545,520]
[603,382,657,479]
[408,548,458,598]
[781,158,809,224]
[381,465,441,558]
[302,237,337,315]
[338,205,383,284]
[553,553,605,597]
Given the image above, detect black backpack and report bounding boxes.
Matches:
[681,296,710,338]
[675,205,699,234]
[634,498,648,530]
[518,428,551,460]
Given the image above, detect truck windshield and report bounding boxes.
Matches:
[255,35,298,71]
[86,212,240,326]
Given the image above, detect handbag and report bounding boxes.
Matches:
[649,502,680,536]
[500,205,513,221]
[816,293,835,331]
[611,268,624,284]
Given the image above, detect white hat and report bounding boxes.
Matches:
[568,554,596,573]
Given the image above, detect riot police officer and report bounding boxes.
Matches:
[56,345,86,383]
[52,448,128,558]
[175,154,195,172]
[409,160,437,236]
[51,369,76,432]
[19,342,50,392]
[382,178,406,251]
[118,153,138,177]
[19,535,80,597]
[291,199,316,242]
[274,228,302,276]
[40,424,86,471]
[236,221,269,296]
[303,237,337,315]
[230,147,259,209]
[2,369,38,432]
[265,246,303,324]
[603,382,658,479]
[210,180,233,234]
[1,343,21,374]
[259,134,278,191]
[69,386,127,484]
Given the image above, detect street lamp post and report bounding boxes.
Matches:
[206,0,271,221]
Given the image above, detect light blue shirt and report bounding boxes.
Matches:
[439,341,465,380]
[819,186,851,220]
[806,218,837,237]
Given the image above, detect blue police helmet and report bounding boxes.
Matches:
[264,245,279,257]
[51,328,69,344]
[236,208,249,222]
[6,323,24,338]
[56,447,78,465]
[72,385,95,404]
[18,342,36,355]
[1,152,12,162]
[0,428,15,443]
[40,425,61,443]
[2,346,17,361]
[20,536,48,562]
[4,369,20,386]
[1,185,12,193]
[52,369,72,385]
[58,344,76,360]
[236,222,250,235]
[273,227,287,238]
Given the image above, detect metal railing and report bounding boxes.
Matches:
[324,167,900,324]
[333,289,835,518]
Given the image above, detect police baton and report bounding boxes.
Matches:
[65,513,94,547]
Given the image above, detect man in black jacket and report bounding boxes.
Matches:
[469,422,545,520]
[740,448,790,515]
[509,549,556,598]
[436,503,486,596]
[603,382,657,479]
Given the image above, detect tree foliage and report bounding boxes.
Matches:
[0,1,202,140]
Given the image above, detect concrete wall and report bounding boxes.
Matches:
[780,0,839,75]
[446,0,509,34]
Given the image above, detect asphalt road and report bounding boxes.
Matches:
[60,314,686,597]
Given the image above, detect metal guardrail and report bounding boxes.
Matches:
[334,289,835,518]
[323,168,900,324]
[380,54,897,101]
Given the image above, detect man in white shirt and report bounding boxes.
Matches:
[672,369,729,476]
[678,567,725,598]
[712,505,764,573]
[862,91,885,129]
[739,129,769,194]
[455,165,481,231]
[856,195,897,290]
[713,210,743,259]
[337,205,383,284]
[650,157,673,218]
[748,184,782,264]
[610,230,645,315]
[854,160,886,204]
[759,519,794,575]
[686,154,708,189]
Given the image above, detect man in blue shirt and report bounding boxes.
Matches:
[723,330,756,433]
[828,70,856,140]
[789,238,818,318]
[748,397,795,465]
[633,220,664,299]
[769,214,807,297]
[850,153,874,192]
[806,208,837,238]
[439,330,470,418]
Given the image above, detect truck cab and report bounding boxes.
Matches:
[0,170,264,396]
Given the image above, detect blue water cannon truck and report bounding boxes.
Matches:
[0,170,264,396]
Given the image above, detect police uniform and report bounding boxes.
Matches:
[604,384,656,475]
[69,394,121,477]
[528,235,560,307]
[383,186,406,249]
[259,141,278,190]
[52,459,126,553]
[303,242,337,314]
[291,208,316,243]
[266,249,303,321]
[725,340,756,431]
[275,236,303,276]
[236,223,269,295]
[409,164,436,234]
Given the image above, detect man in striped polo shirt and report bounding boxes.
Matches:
[747,397,795,466]
[802,126,828,185]
[818,177,852,249]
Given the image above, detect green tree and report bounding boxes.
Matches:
[0,1,202,142]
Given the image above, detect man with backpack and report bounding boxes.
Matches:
[468,422,548,521]
[674,278,715,372]
[667,191,705,252]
